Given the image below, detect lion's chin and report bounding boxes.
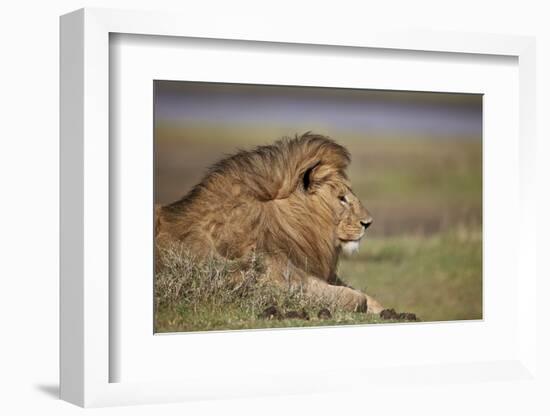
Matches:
[340,240,361,257]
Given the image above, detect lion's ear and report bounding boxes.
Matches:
[302,161,321,192]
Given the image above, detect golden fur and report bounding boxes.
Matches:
[156,133,384,313]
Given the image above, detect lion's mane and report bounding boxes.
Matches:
[156,133,351,282]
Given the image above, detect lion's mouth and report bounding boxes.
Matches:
[339,233,365,244]
[339,238,362,243]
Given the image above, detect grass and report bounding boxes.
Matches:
[340,225,482,323]
[156,306,390,333]
[155,242,398,333]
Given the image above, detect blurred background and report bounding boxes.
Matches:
[155,81,482,322]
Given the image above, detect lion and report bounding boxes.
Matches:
[155,133,385,313]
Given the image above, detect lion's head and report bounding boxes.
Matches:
[335,188,373,256]
[157,133,373,282]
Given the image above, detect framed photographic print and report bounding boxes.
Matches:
[60,8,538,408]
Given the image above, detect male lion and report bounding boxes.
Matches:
[155,133,384,313]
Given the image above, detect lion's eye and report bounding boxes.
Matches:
[339,195,348,205]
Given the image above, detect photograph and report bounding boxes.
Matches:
[153,81,482,333]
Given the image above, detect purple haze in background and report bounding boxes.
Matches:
[155,81,482,139]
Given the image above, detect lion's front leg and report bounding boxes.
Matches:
[303,275,368,312]
[265,257,369,313]
[330,275,385,314]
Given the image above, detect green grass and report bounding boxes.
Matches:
[156,305,391,333]
[340,226,482,322]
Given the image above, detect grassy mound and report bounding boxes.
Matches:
[154,242,388,333]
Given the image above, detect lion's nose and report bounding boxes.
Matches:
[360,219,373,230]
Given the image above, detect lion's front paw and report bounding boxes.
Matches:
[337,287,368,312]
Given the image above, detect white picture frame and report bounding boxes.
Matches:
[60,7,538,408]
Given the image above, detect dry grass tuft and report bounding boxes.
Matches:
[155,241,335,328]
